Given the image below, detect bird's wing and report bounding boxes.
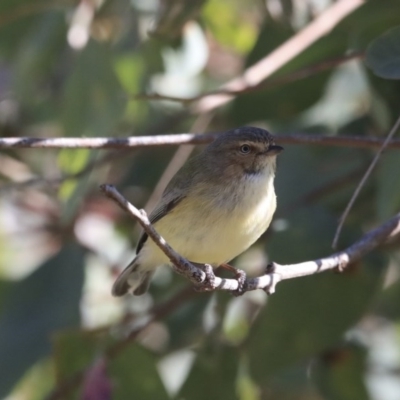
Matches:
[136,192,186,253]
[135,153,200,254]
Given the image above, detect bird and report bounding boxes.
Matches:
[112,126,283,296]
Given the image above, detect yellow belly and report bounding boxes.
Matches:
[141,174,277,268]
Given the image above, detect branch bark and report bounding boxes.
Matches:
[193,0,365,113]
[134,52,364,104]
[100,184,400,295]
[2,133,400,150]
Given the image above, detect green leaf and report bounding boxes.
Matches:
[179,343,239,400]
[61,41,125,137]
[53,330,169,400]
[57,148,97,223]
[0,242,85,398]
[376,149,400,219]
[203,0,258,54]
[247,247,386,382]
[111,344,169,400]
[366,26,400,79]
[231,21,345,124]
[312,343,369,400]
[53,331,106,386]
[58,41,125,222]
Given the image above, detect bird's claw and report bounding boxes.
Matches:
[266,261,277,273]
[232,268,246,297]
[194,264,215,292]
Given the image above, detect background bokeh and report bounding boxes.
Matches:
[1,0,400,399]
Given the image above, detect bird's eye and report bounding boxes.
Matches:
[240,144,251,154]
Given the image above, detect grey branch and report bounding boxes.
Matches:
[100,184,206,285]
[100,184,400,295]
[2,133,400,150]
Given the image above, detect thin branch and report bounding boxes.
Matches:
[101,184,400,295]
[193,0,365,113]
[332,114,400,248]
[100,184,206,285]
[133,52,364,104]
[2,133,400,150]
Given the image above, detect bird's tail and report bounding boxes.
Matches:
[112,257,155,297]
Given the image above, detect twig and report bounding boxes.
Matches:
[193,0,365,113]
[100,184,206,285]
[133,52,364,104]
[332,114,400,248]
[101,184,400,295]
[2,133,400,150]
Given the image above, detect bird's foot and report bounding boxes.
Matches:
[219,263,246,296]
[233,268,246,296]
[264,261,279,295]
[266,261,277,273]
[203,263,216,289]
[192,263,216,292]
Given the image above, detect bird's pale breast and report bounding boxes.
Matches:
[141,169,276,268]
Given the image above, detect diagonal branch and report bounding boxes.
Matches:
[134,52,364,104]
[100,184,206,285]
[100,184,400,295]
[193,0,365,113]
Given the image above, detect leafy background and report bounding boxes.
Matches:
[0,0,400,399]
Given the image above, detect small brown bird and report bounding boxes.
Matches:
[112,126,283,296]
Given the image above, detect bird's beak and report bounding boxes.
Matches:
[266,145,284,156]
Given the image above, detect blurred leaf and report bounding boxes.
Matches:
[13,12,67,102]
[150,0,206,40]
[57,148,91,200]
[376,150,400,219]
[110,344,169,400]
[114,54,148,124]
[248,250,386,382]
[0,242,85,398]
[61,41,125,137]
[53,330,106,387]
[274,145,366,213]
[58,41,125,221]
[57,148,96,223]
[81,359,112,400]
[0,1,65,57]
[54,331,168,400]
[179,343,239,400]
[366,26,400,79]
[312,343,369,400]
[338,1,400,47]
[165,291,210,349]
[231,22,345,123]
[203,0,258,54]
[373,257,400,319]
